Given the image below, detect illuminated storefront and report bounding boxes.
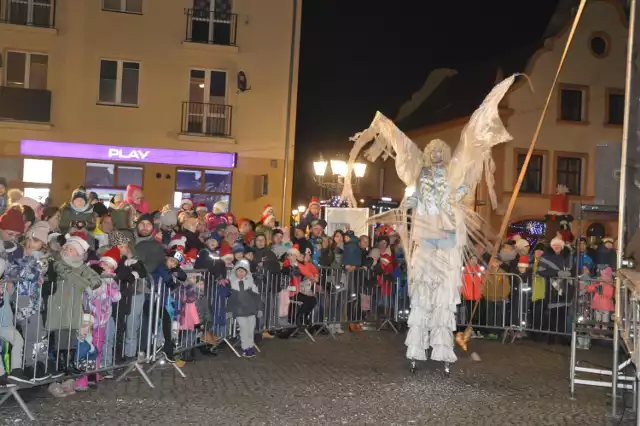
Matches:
[13,139,236,210]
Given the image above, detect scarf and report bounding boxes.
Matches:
[62,253,85,268]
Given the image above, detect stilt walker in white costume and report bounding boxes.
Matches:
[341,75,517,375]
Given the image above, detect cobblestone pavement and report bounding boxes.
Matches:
[0,332,636,425]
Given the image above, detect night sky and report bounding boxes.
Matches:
[292,0,560,205]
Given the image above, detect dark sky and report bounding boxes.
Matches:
[293,0,560,204]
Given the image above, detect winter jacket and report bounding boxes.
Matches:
[377,251,395,296]
[226,266,261,318]
[48,260,102,330]
[462,264,483,301]
[205,212,229,232]
[531,256,546,302]
[194,248,219,273]
[595,245,616,270]
[342,238,362,267]
[135,236,166,275]
[537,249,574,305]
[482,267,510,301]
[85,276,122,327]
[4,254,48,322]
[183,229,205,253]
[59,202,96,234]
[254,246,280,274]
[588,268,615,312]
[271,242,291,260]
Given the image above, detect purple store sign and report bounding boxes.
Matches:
[20,140,236,169]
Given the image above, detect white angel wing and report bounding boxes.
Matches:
[342,112,423,207]
[448,75,517,209]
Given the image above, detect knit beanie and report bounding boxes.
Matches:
[108,230,132,247]
[71,186,88,204]
[160,209,178,228]
[0,207,25,233]
[64,236,90,257]
[213,200,228,214]
[27,221,51,244]
[232,242,245,253]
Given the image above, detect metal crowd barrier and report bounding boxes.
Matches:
[1,264,614,421]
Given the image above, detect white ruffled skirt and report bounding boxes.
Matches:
[405,244,461,363]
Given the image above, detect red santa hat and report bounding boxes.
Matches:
[260,211,276,226]
[262,204,274,218]
[100,247,121,269]
[308,196,320,209]
[169,234,187,249]
[517,255,529,269]
[219,244,233,260]
[181,199,194,210]
[196,202,208,213]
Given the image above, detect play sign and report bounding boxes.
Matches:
[20,140,236,168]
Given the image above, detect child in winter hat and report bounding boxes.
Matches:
[59,186,95,233]
[226,259,261,358]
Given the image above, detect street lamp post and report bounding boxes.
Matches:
[313,154,366,199]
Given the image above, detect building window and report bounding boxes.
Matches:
[23,159,52,184]
[22,158,52,203]
[559,86,587,122]
[184,69,230,135]
[5,51,48,89]
[174,168,232,210]
[85,162,143,188]
[607,91,624,125]
[556,156,582,195]
[516,153,543,194]
[102,0,142,13]
[6,0,54,27]
[98,59,140,106]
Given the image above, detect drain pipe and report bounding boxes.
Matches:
[281,0,299,225]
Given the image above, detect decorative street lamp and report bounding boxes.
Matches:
[313,154,366,198]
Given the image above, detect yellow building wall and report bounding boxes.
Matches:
[0,0,302,222]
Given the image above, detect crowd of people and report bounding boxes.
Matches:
[0,182,406,398]
[0,178,620,399]
[462,232,618,342]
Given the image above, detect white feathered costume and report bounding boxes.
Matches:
[341,75,516,363]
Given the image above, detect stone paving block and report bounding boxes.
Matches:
[0,333,636,425]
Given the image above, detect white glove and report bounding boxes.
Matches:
[404,196,418,209]
[131,271,140,280]
[124,258,138,267]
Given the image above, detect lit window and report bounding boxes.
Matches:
[23,187,50,203]
[23,159,52,184]
[85,162,143,188]
[174,168,232,211]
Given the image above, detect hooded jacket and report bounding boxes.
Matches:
[342,232,362,267]
[226,262,261,317]
[49,258,102,330]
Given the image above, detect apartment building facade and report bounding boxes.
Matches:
[0,0,301,221]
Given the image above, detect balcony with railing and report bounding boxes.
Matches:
[0,86,51,122]
[0,0,56,28]
[181,102,232,137]
[184,8,237,47]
